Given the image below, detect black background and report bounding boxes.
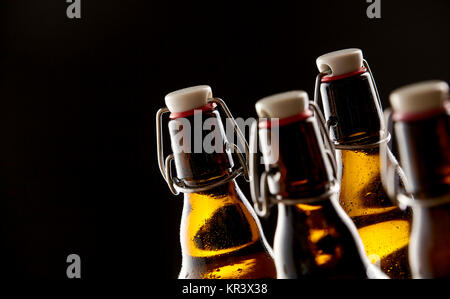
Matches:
[0,0,448,280]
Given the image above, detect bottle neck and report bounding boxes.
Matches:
[168,109,234,188]
[259,116,333,200]
[318,71,384,146]
[395,112,450,199]
[185,179,241,203]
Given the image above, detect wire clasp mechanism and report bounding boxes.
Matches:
[249,102,339,218]
[314,59,390,150]
[156,98,249,195]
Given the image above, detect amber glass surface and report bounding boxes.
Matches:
[318,72,383,145]
[168,109,276,279]
[274,200,369,278]
[409,203,450,278]
[319,72,412,278]
[395,113,450,198]
[179,181,277,279]
[395,112,450,278]
[339,147,411,278]
[261,118,371,278]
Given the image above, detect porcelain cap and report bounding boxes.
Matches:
[390,80,449,114]
[255,90,309,119]
[165,85,213,113]
[316,48,364,77]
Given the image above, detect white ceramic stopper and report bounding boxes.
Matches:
[255,90,309,119]
[164,85,212,113]
[316,48,364,77]
[390,80,449,114]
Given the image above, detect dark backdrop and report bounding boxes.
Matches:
[0,0,448,280]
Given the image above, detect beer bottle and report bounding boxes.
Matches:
[250,90,385,278]
[315,49,412,278]
[156,85,277,279]
[386,81,450,278]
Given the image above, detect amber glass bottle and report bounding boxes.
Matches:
[159,85,276,279]
[315,49,412,278]
[389,81,450,278]
[253,91,381,278]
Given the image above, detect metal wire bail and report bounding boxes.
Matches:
[249,120,270,217]
[314,60,390,150]
[380,108,399,202]
[309,102,338,183]
[156,107,171,182]
[208,97,250,182]
[155,97,250,195]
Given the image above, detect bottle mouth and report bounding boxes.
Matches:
[169,102,217,119]
[321,67,367,83]
[258,110,313,129]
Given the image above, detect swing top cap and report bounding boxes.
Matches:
[165,85,213,113]
[255,90,309,119]
[390,80,449,115]
[316,48,364,77]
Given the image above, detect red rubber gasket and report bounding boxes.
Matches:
[169,102,217,119]
[392,106,447,122]
[258,110,314,128]
[321,67,367,82]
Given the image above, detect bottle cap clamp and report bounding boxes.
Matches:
[156,98,250,195]
[314,59,391,150]
[249,102,339,218]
